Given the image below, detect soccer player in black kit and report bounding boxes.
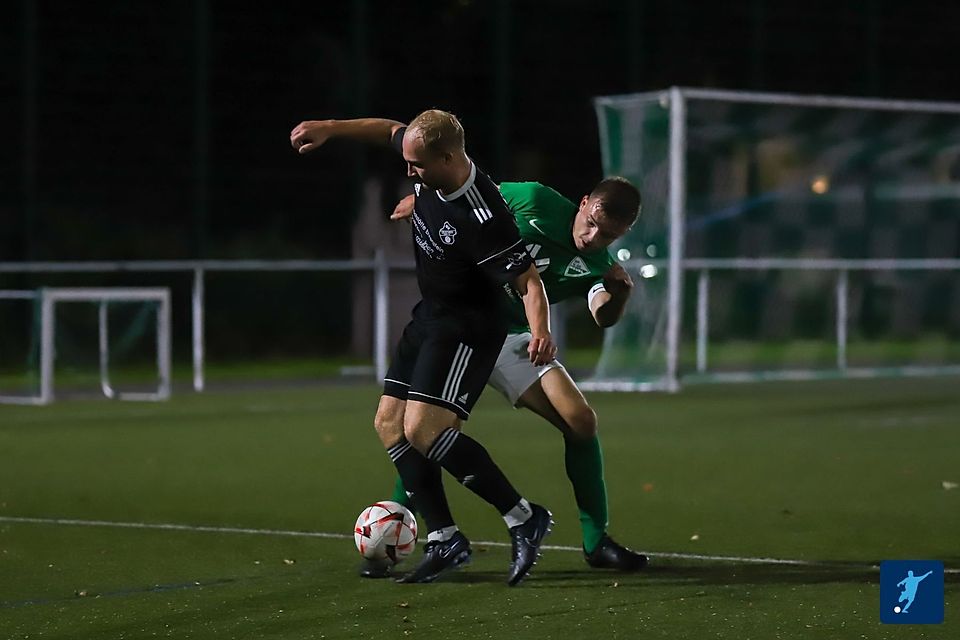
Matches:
[290,110,556,585]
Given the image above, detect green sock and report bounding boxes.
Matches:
[390,475,413,508]
[564,434,609,554]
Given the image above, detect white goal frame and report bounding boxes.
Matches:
[0,287,171,405]
[585,87,960,391]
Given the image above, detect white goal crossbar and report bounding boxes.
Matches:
[0,287,171,405]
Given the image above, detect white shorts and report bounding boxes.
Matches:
[487,332,565,406]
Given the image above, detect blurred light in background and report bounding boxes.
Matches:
[811,175,830,194]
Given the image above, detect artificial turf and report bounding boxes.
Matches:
[1,377,957,638]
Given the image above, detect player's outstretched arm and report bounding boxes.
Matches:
[590,263,634,328]
[514,264,557,366]
[289,118,405,154]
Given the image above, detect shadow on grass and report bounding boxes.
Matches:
[510,560,960,590]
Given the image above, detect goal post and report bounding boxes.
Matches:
[0,290,43,405]
[0,287,171,405]
[585,87,960,391]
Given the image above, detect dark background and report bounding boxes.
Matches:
[3,0,960,262]
[2,1,959,364]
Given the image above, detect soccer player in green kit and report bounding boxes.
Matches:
[385,177,646,573]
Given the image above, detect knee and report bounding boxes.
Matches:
[401,418,427,453]
[566,406,598,440]
[403,412,460,454]
[373,408,404,448]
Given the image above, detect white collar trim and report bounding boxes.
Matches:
[436,161,476,202]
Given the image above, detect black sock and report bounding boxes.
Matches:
[387,439,454,534]
[426,428,522,515]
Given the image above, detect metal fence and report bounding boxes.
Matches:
[0,251,408,394]
[4,253,959,400]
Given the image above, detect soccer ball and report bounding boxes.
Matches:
[353,501,417,564]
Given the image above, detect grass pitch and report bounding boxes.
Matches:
[1,377,957,638]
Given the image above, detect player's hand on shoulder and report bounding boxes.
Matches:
[603,262,634,296]
[527,333,558,366]
[390,194,415,221]
[290,120,333,154]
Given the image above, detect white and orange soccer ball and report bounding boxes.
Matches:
[353,501,418,564]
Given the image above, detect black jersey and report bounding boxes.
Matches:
[392,127,533,327]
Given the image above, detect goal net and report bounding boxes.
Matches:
[585,88,960,390]
[0,291,42,403]
[0,288,171,404]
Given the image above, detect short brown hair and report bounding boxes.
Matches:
[589,176,641,226]
[407,109,465,156]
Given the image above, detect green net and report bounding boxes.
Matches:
[52,300,160,389]
[0,294,161,402]
[0,294,42,399]
[592,90,960,386]
[589,94,673,388]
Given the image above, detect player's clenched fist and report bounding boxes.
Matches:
[289,120,334,154]
[602,262,634,297]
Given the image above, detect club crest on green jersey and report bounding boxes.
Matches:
[564,256,591,277]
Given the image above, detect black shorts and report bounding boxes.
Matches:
[383,310,505,420]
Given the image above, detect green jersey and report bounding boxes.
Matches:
[499,182,615,333]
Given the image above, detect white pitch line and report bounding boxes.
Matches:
[0,516,348,540]
[1,515,956,573]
